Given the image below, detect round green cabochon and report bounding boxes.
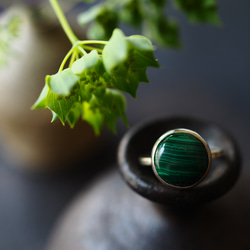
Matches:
[153,130,210,188]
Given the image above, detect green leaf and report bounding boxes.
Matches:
[82,0,96,2]
[103,28,128,74]
[102,29,160,97]
[173,0,220,25]
[80,83,95,102]
[32,83,49,109]
[127,35,160,68]
[86,22,107,40]
[95,7,119,40]
[67,103,82,128]
[51,111,59,122]
[102,88,128,132]
[78,4,119,40]
[127,35,154,52]
[130,67,150,83]
[93,85,106,98]
[147,0,166,8]
[47,90,79,125]
[47,68,80,96]
[143,16,181,48]
[110,74,139,98]
[119,0,142,27]
[82,88,128,134]
[82,101,104,135]
[72,50,100,75]
[78,4,103,26]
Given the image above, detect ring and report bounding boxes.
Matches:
[139,128,223,189]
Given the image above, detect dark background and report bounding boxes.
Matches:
[0,0,249,249]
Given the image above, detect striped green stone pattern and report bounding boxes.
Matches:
[154,132,209,187]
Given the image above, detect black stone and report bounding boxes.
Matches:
[118,116,241,207]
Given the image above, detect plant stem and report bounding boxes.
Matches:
[49,0,78,45]
[78,40,108,46]
[82,45,103,54]
[59,46,75,71]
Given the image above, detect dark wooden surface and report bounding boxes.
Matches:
[0,0,249,249]
[118,117,241,206]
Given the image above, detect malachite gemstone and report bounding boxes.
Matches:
[153,131,209,188]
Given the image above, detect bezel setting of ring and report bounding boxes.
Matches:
[152,129,212,189]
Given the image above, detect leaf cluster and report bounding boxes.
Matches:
[32,29,159,135]
[173,0,220,24]
[0,15,21,65]
[79,0,220,48]
[32,0,220,135]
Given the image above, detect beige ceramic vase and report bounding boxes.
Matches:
[0,4,100,171]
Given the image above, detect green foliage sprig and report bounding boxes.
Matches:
[32,0,219,135]
[0,15,21,65]
[32,0,159,135]
[79,0,220,48]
